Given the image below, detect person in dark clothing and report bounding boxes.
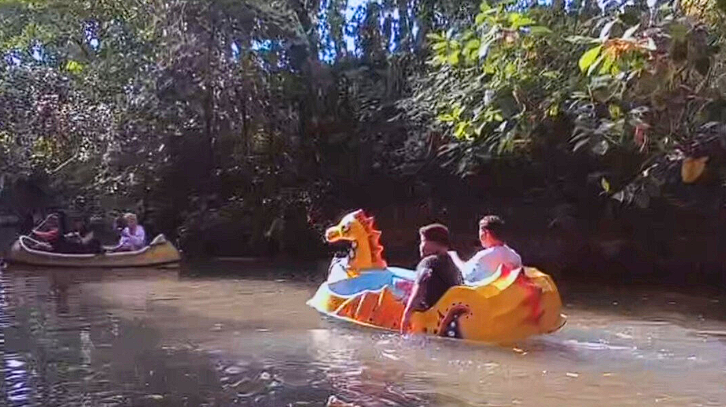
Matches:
[400,223,463,333]
[20,213,34,235]
[64,219,103,254]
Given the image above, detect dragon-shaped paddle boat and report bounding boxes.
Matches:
[307,210,567,344]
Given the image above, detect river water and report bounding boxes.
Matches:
[1,262,725,406]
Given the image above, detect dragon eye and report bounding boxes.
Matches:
[342,223,351,233]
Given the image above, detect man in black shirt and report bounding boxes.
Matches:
[400,223,463,334]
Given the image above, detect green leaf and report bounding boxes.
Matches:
[587,53,605,76]
[599,53,615,74]
[454,121,469,139]
[475,121,488,136]
[463,39,481,61]
[579,45,603,73]
[448,52,460,66]
[426,32,445,41]
[601,177,611,193]
[515,17,536,29]
[65,60,83,74]
[432,41,448,51]
[528,26,552,35]
[480,0,491,11]
[432,54,447,65]
[608,104,622,119]
[465,39,481,51]
[547,103,560,117]
[509,13,536,29]
[475,12,487,25]
[622,24,640,40]
[437,114,455,122]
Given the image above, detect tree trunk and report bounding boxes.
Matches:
[204,4,216,181]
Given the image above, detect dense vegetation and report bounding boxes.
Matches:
[1,0,725,285]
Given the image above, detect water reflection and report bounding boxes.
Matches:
[0,266,725,406]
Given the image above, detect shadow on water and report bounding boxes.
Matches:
[0,263,725,406]
[0,267,434,406]
[0,269,227,406]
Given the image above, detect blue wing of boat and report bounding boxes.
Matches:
[327,267,416,299]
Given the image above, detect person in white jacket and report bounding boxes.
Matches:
[111,213,146,252]
[449,215,522,285]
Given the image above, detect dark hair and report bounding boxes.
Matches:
[479,215,506,240]
[419,223,451,247]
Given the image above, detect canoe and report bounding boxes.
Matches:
[306,209,566,344]
[5,234,181,268]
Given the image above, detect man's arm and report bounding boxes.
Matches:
[450,251,481,283]
[32,229,58,241]
[400,260,431,334]
[400,280,422,334]
[448,251,466,271]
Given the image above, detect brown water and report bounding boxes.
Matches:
[1,263,726,406]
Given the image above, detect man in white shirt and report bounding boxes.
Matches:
[449,215,522,285]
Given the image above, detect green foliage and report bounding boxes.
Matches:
[403,0,574,176]
[1,0,725,258]
[0,0,443,253]
[404,0,726,207]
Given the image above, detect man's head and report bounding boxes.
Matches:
[419,223,450,257]
[479,215,506,248]
[124,213,138,228]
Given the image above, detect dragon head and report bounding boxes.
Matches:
[325,210,387,277]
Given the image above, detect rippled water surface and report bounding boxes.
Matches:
[1,262,726,406]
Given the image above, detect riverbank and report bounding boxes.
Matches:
[4,188,726,294]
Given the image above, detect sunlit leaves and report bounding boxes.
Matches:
[424,0,560,153]
[601,177,611,193]
[579,45,602,73]
[65,60,83,73]
[528,26,553,35]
